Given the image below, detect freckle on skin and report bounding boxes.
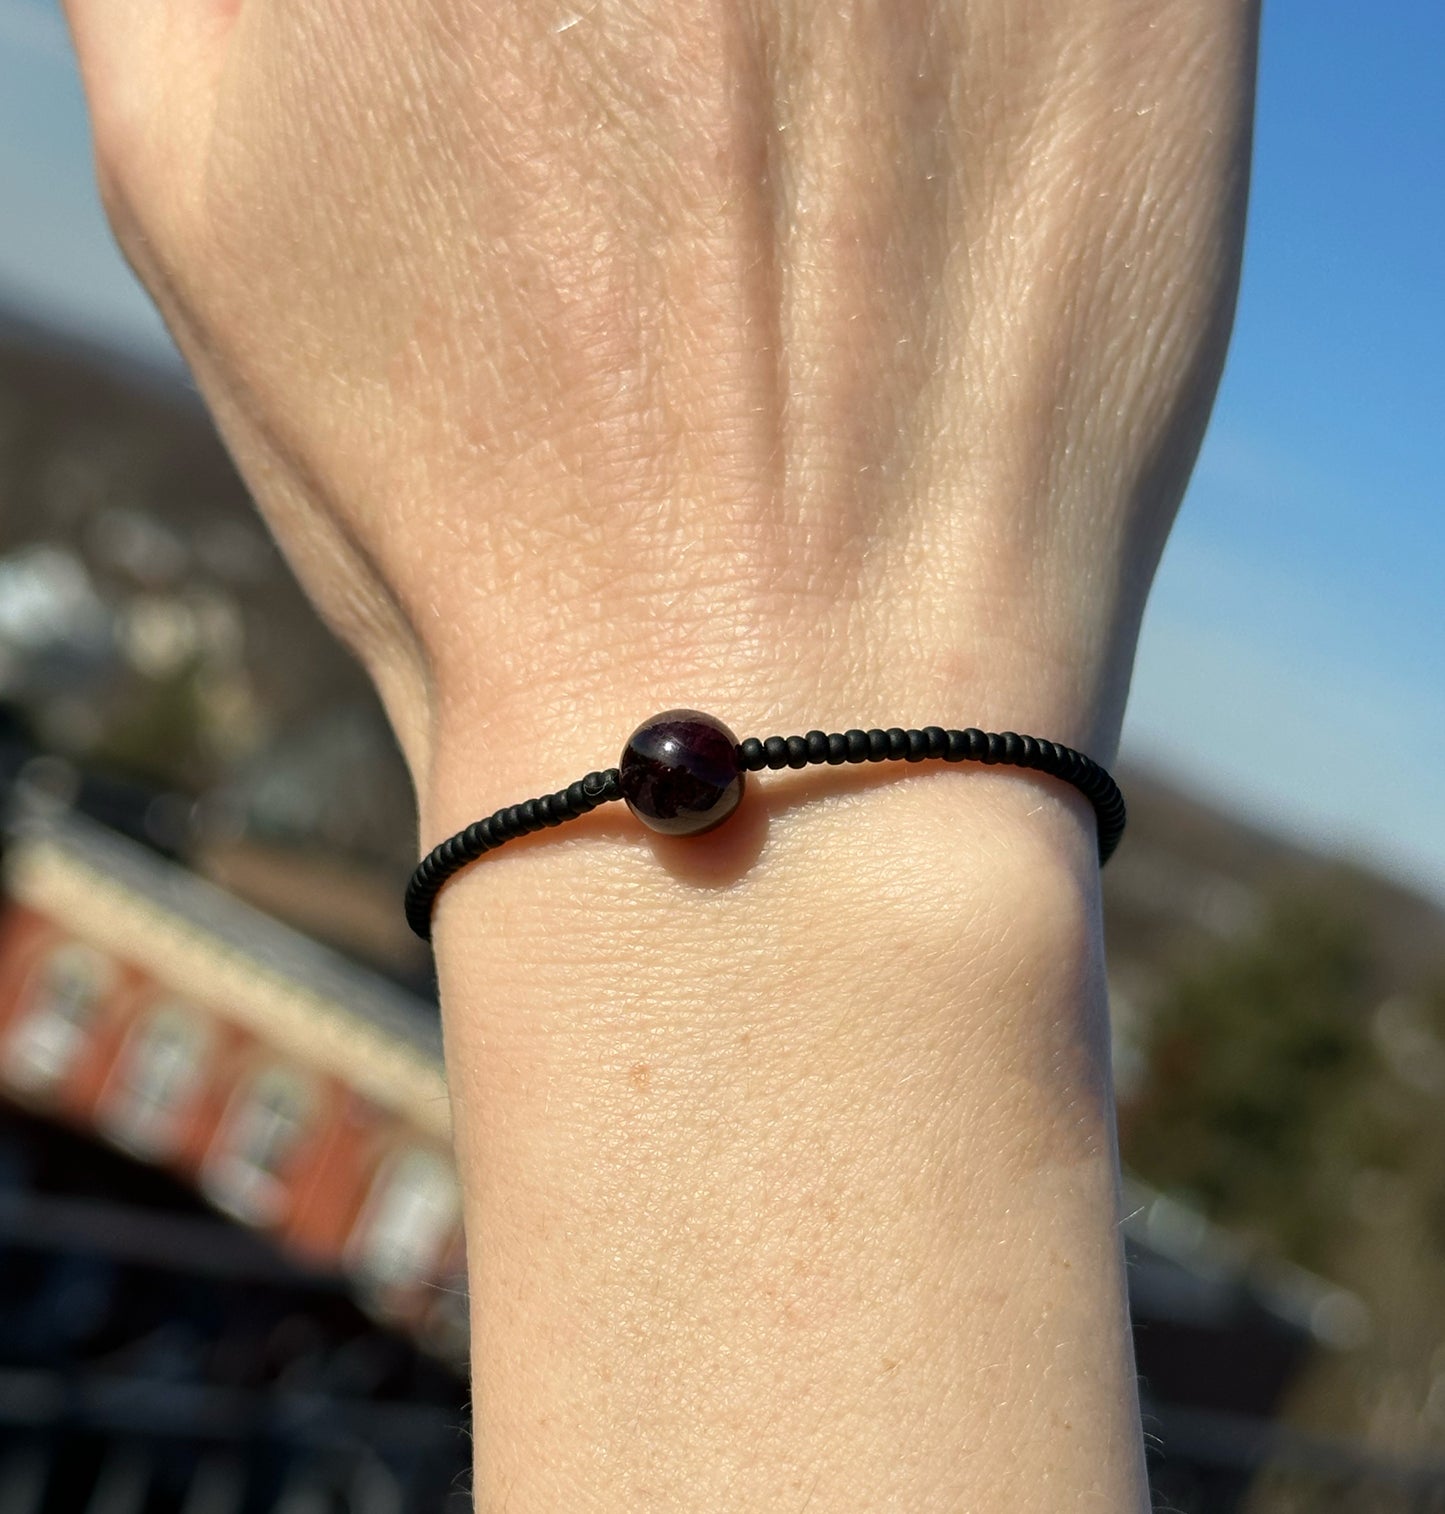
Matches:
[629,1061,650,1091]
[882,1358,898,1373]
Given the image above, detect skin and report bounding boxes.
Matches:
[62,2,1259,1508]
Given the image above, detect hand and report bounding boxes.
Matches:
[63,0,1256,842]
[62,6,1260,1509]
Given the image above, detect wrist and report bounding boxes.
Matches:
[425,726,1107,1028]
[415,629,1126,857]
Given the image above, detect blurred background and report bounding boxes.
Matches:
[0,2,1440,1510]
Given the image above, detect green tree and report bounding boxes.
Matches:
[1125,889,1376,1269]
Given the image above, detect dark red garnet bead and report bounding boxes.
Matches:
[619,709,746,837]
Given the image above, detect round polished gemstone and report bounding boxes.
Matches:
[619,709,746,836]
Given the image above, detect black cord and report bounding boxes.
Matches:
[405,723,1124,942]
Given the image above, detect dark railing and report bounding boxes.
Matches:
[1144,1401,1445,1513]
[0,1107,469,1514]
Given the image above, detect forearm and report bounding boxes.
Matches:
[430,752,1147,1511]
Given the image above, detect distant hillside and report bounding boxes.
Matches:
[1107,762,1444,991]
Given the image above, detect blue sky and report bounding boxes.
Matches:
[1,1,1442,902]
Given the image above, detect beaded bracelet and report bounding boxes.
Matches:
[405,708,1125,940]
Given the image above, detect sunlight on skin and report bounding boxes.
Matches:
[54,2,1259,1506]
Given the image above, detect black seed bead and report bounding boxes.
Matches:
[1000,731,1023,764]
[886,727,908,760]
[977,733,998,765]
[805,730,829,763]
[786,735,809,769]
[845,729,869,762]
[582,771,608,799]
[826,732,848,765]
[738,737,766,772]
[924,726,947,759]
[566,780,588,813]
[764,735,790,770]
[905,729,927,762]
[867,729,889,761]
[962,728,986,759]
[463,821,485,852]
[944,729,967,762]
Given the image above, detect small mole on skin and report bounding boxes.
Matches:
[882,1358,899,1373]
[629,1061,651,1091]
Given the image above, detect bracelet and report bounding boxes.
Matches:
[405,709,1125,941]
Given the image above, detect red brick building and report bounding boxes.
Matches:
[0,811,465,1367]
